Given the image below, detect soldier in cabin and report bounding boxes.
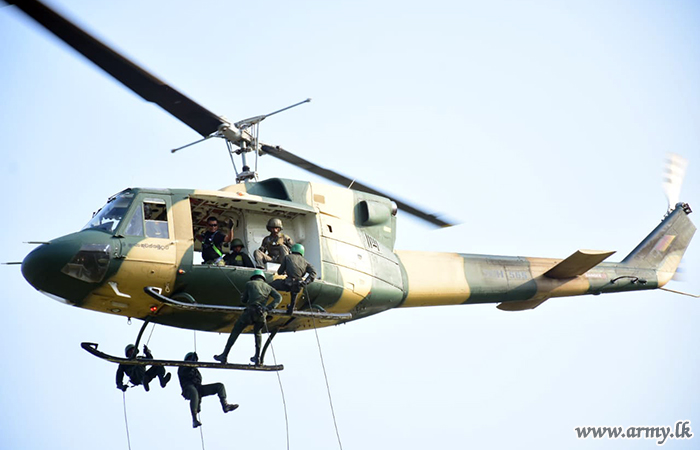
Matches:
[253,218,294,268]
[214,270,282,366]
[195,216,235,265]
[178,352,239,428]
[271,243,317,314]
[116,344,171,392]
[224,238,255,268]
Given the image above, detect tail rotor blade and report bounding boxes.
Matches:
[662,152,688,211]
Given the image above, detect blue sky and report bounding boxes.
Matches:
[1,1,699,448]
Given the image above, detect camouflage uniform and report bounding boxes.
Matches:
[254,233,294,268]
[215,278,282,363]
[271,253,316,290]
[224,249,254,267]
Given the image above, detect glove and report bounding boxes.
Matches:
[143,345,150,354]
[228,219,235,229]
[118,385,127,392]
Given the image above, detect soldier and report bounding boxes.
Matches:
[271,243,317,314]
[178,352,239,428]
[214,269,282,365]
[116,344,171,392]
[253,218,294,268]
[195,216,234,265]
[223,238,255,267]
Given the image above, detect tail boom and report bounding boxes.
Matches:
[396,203,695,311]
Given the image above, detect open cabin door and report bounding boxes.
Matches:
[187,192,321,274]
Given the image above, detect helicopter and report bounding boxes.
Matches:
[3,2,700,449]
[8,0,697,368]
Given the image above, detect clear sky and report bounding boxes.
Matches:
[1,0,699,449]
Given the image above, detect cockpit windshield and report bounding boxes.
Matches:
[82,191,135,234]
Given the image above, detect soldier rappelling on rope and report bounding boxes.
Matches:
[271,243,317,314]
[116,344,171,392]
[214,270,282,366]
[179,352,239,428]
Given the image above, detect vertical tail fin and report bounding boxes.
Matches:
[622,203,696,286]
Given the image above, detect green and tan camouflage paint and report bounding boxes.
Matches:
[22,180,696,337]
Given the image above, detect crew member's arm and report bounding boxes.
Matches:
[224,219,235,243]
[266,288,283,310]
[304,262,317,285]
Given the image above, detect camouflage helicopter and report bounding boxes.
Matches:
[10,0,696,370]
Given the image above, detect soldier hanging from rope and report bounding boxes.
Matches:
[271,243,317,314]
[214,269,282,366]
[116,344,171,392]
[178,352,239,428]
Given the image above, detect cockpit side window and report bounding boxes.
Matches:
[143,199,169,239]
[124,205,144,237]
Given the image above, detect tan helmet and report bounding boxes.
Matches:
[266,218,283,231]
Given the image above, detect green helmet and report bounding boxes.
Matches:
[231,238,244,248]
[124,344,137,356]
[291,243,305,256]
[184,352,198,362]
[251,269,266,280]
[266,218,283,231]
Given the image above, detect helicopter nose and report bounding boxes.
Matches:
[21,232,114,304]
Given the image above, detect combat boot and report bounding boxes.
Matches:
[143,380,150,392]
[160,372,172,388]
[213,353,227,364]
[222,402,239,413]
[250,355,260,366]
[192,418,202,428]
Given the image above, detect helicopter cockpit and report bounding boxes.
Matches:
[82,191,136,234]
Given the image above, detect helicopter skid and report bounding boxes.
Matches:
[81,342,284,371]
[144,286,353,321]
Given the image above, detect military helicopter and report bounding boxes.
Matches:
[8,0,697,371]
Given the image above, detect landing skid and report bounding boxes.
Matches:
[144,286,353,321]
[81,342,284,371]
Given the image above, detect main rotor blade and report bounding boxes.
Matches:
[9,0,225,137]
[261,145,454,227]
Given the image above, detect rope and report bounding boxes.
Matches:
[145,322,157,347]
[265,322,290,450]
[310,316,343,450]
[122,391,132,450]
[191,330,206,450]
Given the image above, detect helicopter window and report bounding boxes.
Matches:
[82,193,134,234]
[143,200,169,239]
[124,205,144,236]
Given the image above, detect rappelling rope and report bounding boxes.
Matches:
[121,391,132,450]
[145,322,157,347]
[309,313,344,450]
[264,321,290,449]
[192,330,206,450]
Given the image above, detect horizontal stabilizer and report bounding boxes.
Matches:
[497,297,550,311]
[543,249,616,279]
